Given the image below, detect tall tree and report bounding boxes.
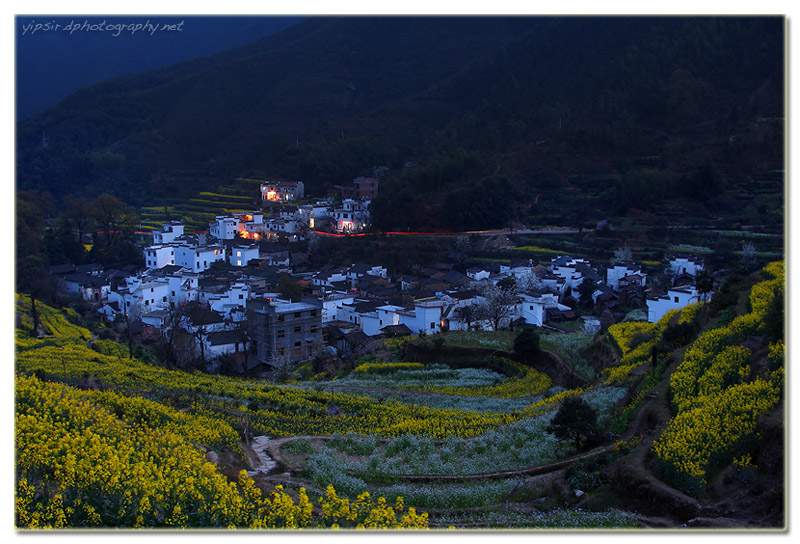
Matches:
[64,196,96,245]
[577,278,596,309]
[92,193,138,249]
[476,283,518,331]
[17,255,54,338]
[546,396,599,451]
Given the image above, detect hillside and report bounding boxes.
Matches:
[16,17,785,231]
[13,261,785,529]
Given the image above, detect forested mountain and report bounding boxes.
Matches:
[16,16,303,120]
[16,16,784,230]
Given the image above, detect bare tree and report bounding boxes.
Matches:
[476,283,518,331]
[64,196,96,245]
[454,235,472,252]
[611,245,633,264]
[120,299,144,360]
[741,241,756,266]
[92,193,139,249]
[272,350,293,383]
[515,271,542,294]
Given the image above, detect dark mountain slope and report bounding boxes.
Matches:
[17,16,784,230]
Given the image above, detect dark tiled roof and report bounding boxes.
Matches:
[206,330,246,346]
[50,264,76,275]
[381,323,414,337]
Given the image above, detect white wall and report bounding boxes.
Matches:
[646,287,701,322]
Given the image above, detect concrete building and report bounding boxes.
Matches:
[247,297,322,366]
[261,181,305,202]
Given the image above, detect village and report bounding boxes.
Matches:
[47,176,714,377]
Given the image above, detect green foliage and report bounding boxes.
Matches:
[513,328,540,362]
[546,396,600,451]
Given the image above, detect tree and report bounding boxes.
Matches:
[513,328,540,363]
[277,276,304,302]
[17,254,55,337]
[546,396,599,451]
[695,269,714,303]
[611,245,633,264]
[476,283,518,331]
[64,196,96,245]
[741,241,757,268]
[763,288,784,343]
[577,278,596,309]
[515,271,542,293]
[91,193,138,249]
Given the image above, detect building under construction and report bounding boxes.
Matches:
[247,297,323,367]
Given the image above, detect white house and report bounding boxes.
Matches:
[334,199,370,232]
[346,263,389,285]
[646,286,702,322]
[206,283,250,320]
[152,221,185,245]
[550,256,600,290]
[204,330,247,358]
[607,262,647,291]
[230,245,260,267]
[668,255,705,277]
[261,181,305,202]
[210,216,240,240]
[515,294,547,327]
[466,267,492,282]
[109,275,171,316]
[144,245,176,270]
[320,293,356,323]
[311,268,348,289]
[142,309,170,330]
[238,212,265,239]
[399,298,444,336]
[296,204,331,229]
[59,273,111,302]
[166,270,199,307]
[360,304,404,336]
[174,242,226,273]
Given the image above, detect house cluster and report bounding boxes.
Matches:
[254,177,376,235]
[51,217,712,374]
[645,253,709,322]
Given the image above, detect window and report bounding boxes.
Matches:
[530,305,534,310]
[294,312,301,318]
[294,326,302,333]
[162,296,167,302]
[277,330,285,338]
[430,322,435,329]
[674,296,679,303]
[294,341,301,347]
